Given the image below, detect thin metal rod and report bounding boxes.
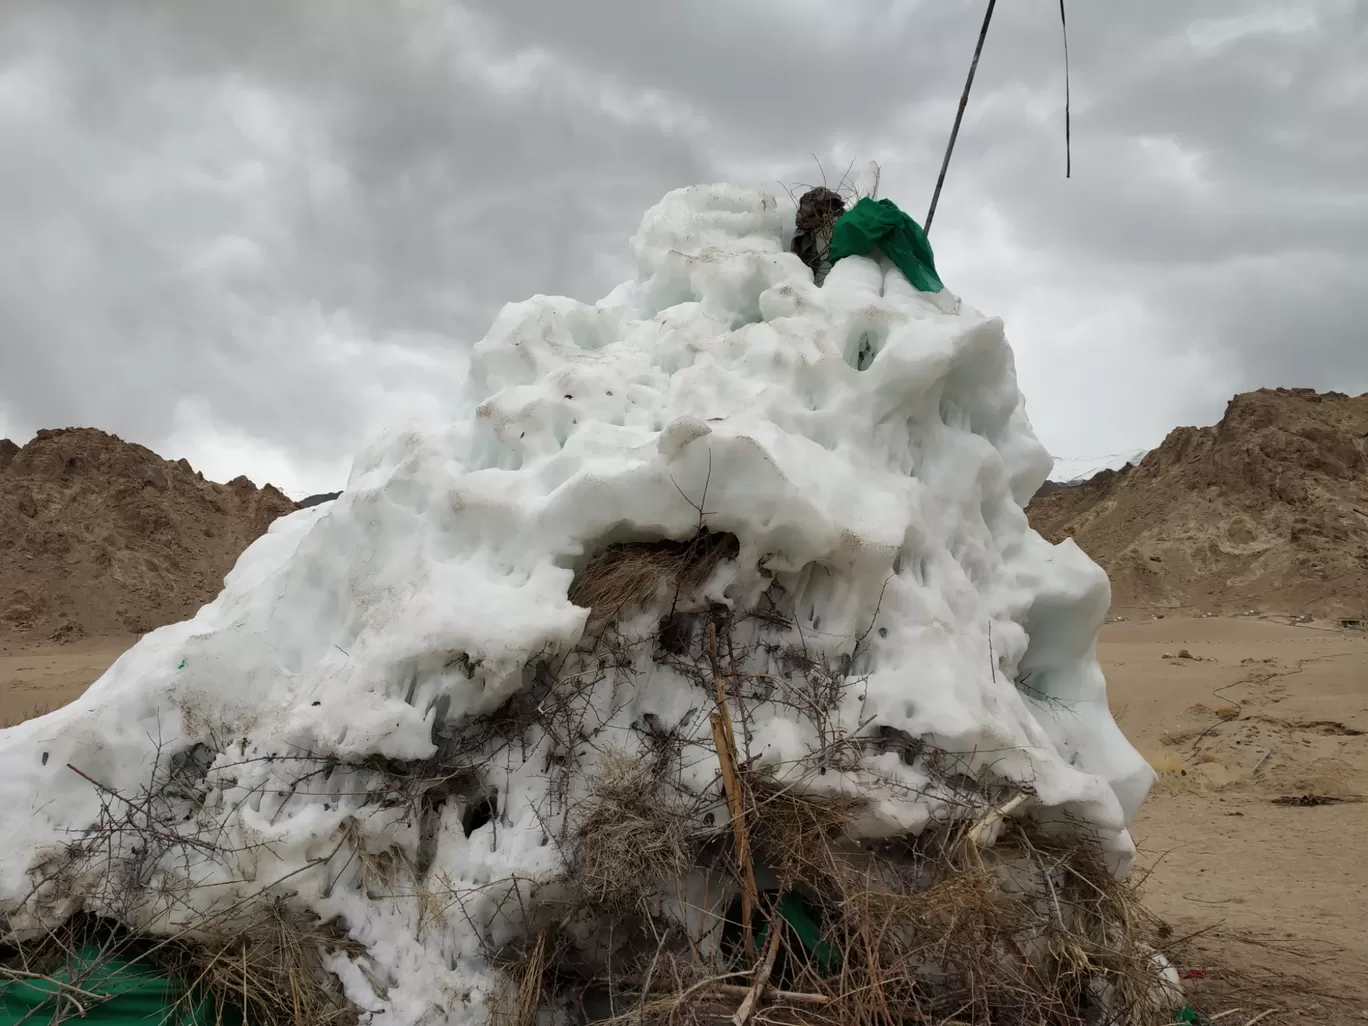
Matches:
[1059,0,1072,178]
[925,0,997,235]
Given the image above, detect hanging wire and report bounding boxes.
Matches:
[1059,0,1072,178]
[924,0,997,235]
[925,0,1075,232]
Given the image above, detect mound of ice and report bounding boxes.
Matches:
[0,184,1151,1024]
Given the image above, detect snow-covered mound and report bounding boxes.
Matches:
[0,184,1152,1024]
[1050,449,1150,485]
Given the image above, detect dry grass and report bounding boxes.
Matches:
[505,772,1187,1026]
[157,903,361,1026]
[745,782,864,889]
[570,753,699,912]
[0,701,57,729]
[743,789,1178,1026]
[489,927,573,1026]
[568,532,739,627]
[0,905,360,1026]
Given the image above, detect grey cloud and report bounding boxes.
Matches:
[974,2,1368,405]
[0,0,1362,493]
[0,0,710,490]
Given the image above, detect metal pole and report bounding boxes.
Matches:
[924,0,997,235]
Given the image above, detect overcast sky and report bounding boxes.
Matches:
[1,1,1364,497]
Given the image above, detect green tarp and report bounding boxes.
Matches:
[828,196,945,294]
[752,892,841,977]
[0,945,237,1026]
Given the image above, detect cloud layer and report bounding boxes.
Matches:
[1,0,1363,494]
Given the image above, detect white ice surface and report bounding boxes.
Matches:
[0,184,1152,1026]
[1049,448,1150,484]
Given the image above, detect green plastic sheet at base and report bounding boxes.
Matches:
[1172,1007,1213,1026]
[754,893,841,977]
[827,196,945,294]
[0,946,238,1026]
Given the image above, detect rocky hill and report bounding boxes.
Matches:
[0,428,298,641]
[1028,388,1368,618]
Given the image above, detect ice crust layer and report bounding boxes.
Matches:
[0,184,1152,1025]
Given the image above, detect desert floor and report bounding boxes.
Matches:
[3,617,1366,1022]
[1103,617,1368,1022]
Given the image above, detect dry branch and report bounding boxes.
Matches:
[731,909,781,1026]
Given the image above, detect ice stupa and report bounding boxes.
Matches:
[0,184,1159,1025]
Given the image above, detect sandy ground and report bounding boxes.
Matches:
[0,633,136,726]
[3,618,1366,1021]
[1103,617,1368,1023]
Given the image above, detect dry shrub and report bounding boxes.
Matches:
[751,789,1175,1026]
[546,775,1185,1026]
[746,783,865,889]
[571,753,697,912]
[569,532,739,626]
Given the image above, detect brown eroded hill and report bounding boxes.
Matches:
[1028,388,1368,618]
[0,428,298,641]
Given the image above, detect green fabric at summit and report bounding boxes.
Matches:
[827,197,945,294]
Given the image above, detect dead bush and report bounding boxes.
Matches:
[569,532,739,627]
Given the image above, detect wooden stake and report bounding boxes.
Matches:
[710,710,759,951]
[708,623,759,951]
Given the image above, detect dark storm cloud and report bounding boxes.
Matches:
[0,1,711,491]
[0,0,1361,491]
[935,1,1368,429]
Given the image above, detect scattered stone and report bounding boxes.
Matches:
[1272,794,1357,807]
[135,463,170,491]
[49,620,86,644]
